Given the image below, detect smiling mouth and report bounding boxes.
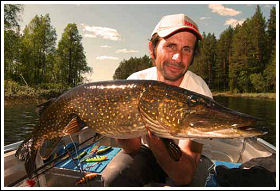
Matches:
[169,65,181,70]
[165,63,184,71]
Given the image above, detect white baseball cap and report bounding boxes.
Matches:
[151,13,202,40]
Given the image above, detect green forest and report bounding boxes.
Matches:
[190,5,276,93]
[4,4,91,94]
[4,5,276,99]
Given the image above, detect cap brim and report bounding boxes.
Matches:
[157,26,202,40]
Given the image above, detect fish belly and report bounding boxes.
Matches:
[79,87,148,139]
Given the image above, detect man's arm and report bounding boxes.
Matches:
[146,130,202,185]
[115,138,142,154]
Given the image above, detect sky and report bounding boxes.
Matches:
[2,1,279,82]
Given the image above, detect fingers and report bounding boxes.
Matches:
[146,129,162,150]
[147,129,160,141]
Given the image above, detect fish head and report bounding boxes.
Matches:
[168,93,268,139]
[139,81,267,139]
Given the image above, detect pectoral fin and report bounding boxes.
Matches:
[40,116,86,160]
[63,116,86,135]
[161,138,182,161]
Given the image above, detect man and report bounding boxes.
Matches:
[107,13,212,186]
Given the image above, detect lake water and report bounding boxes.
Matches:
[4,96,276,146]
[214,96,276,146]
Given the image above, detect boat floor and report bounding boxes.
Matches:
[4,127,276,187]
[4,148,214,187]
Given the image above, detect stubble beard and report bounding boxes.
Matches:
[160,61,187,81]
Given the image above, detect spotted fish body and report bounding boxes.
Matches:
[15,80,267,178]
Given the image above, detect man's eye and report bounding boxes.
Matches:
[167,44,176,50]
[183,47,192,53]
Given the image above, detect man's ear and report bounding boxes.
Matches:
[148,41,155,60]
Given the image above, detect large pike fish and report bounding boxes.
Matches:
[15,80,267,178]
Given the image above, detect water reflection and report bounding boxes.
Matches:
[4,103,39,145]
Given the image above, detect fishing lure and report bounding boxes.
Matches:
[73,151,87,160]
[84,156,107,162]
[96,146,112,155]
[60,153,70,161]
[89,145,100,154]
[83,162,101,170]
[76,172,98,185]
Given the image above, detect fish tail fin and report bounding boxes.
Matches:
[15,136,33,161]
[15,136,38,178]
[25,149,38,178]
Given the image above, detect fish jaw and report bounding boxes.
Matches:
[170,125,267,139]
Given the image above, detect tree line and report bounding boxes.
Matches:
[5,5,276,94]
[4,4,91,88]
[190,5,276,93]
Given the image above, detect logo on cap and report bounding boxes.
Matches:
[184,20,198,31]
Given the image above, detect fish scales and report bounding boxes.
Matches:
[62,84,139,138]
[15,80,267,178]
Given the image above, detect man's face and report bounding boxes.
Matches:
[152,31,197,82]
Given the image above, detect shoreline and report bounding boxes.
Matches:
[4,92,276,106]
[212,92,276,100]
[4,97,48,106]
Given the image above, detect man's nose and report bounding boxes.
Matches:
[172,52,182,62]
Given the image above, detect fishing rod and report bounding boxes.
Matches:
[7,134,105,187]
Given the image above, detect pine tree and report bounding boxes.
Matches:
[56,23,91,86]
[247,5,267,74]
[229,22,251,93]
[215,26,233,91]
[264,6,276,92]
[189,32,216,89]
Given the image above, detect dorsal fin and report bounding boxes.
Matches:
[36,98,57,116]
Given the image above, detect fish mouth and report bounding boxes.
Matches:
[173,123,268,139]
[229,113,269,137]
[237,124,268,136]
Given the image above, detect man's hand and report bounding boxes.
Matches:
[145,130,169,159]
[115,138,141,154]
[145,129,202,186]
